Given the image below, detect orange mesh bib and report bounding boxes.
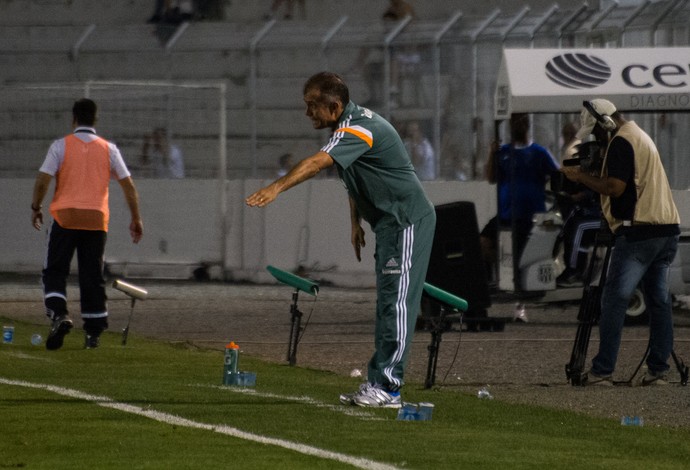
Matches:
[50,134,111,231]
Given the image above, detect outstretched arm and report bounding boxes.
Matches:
[245,151,334,207]
[118,176,143,244]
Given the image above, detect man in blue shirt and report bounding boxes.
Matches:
[480,113,560,283]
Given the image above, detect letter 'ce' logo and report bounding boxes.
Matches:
[545,53,611,89]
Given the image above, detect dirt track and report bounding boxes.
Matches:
[2,275,689,428]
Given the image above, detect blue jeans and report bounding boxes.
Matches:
[592,233,679,376]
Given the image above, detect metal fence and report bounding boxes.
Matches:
[1,0,690,186]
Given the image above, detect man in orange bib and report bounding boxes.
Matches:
[31,98,144,350]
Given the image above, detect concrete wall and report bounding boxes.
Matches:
[6,176,690,287]
[2,178,494,286]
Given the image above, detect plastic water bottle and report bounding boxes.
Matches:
[417,402,434,421]
[2,325,14,344]
[222,341,257,387]
[225,341,239,373]
[397,403,419,421]
[223,341,240,384]
[396,402,434,421]
[621,416,644,426]
[477,386,494,400]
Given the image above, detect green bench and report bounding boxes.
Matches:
[267,265,319,366]
[421,282,469,389]
[265,266,472,387]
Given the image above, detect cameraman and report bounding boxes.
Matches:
[562,99,680,386]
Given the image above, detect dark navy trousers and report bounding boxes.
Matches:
[43,221,109,335]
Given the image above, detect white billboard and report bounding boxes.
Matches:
[495,47,690,118]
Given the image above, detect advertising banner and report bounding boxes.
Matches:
[495,48,690,118]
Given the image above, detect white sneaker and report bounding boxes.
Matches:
[513,303,528,323]
[352,384,402,408]
[339,383,371,405]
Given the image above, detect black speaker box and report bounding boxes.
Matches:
[425,201,491,316]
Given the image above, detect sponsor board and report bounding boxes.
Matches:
[495,47,690,117]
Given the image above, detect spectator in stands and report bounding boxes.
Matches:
[147,0,167,23]
[196,0,226,20]
[277,153,294,177]
[383,0,415,20]
[147,0,194,24]
[404,121,435,180]
[264,0,306,20]
[140,127,185,178]
[384,0,419,105]
[353,0,418,108]
[31,98,143,350]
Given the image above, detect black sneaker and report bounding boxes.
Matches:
[46,315,73,350]
[84,333,100,349]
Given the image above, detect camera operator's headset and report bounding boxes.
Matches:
[583,100,617,133]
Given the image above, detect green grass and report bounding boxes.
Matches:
[1,317,689,469]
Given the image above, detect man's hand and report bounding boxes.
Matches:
[561,165,626,198]
[351,224,366,262]
[561,166,582,183]
[245,186,279,207]
[130,219,143,244]
[31,172,51,231]
[31,208,43,230]
[246,152,334,208]
[489,140,500,154]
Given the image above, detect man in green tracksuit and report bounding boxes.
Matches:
[246,71,436,408]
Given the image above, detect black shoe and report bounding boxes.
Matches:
[84,333,100,349]
[46,315,73,350]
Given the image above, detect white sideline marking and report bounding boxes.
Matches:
[193,383,383,420]
[1,351,59,363]
[0,377,399,470]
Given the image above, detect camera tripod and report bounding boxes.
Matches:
[565,225,688,386]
